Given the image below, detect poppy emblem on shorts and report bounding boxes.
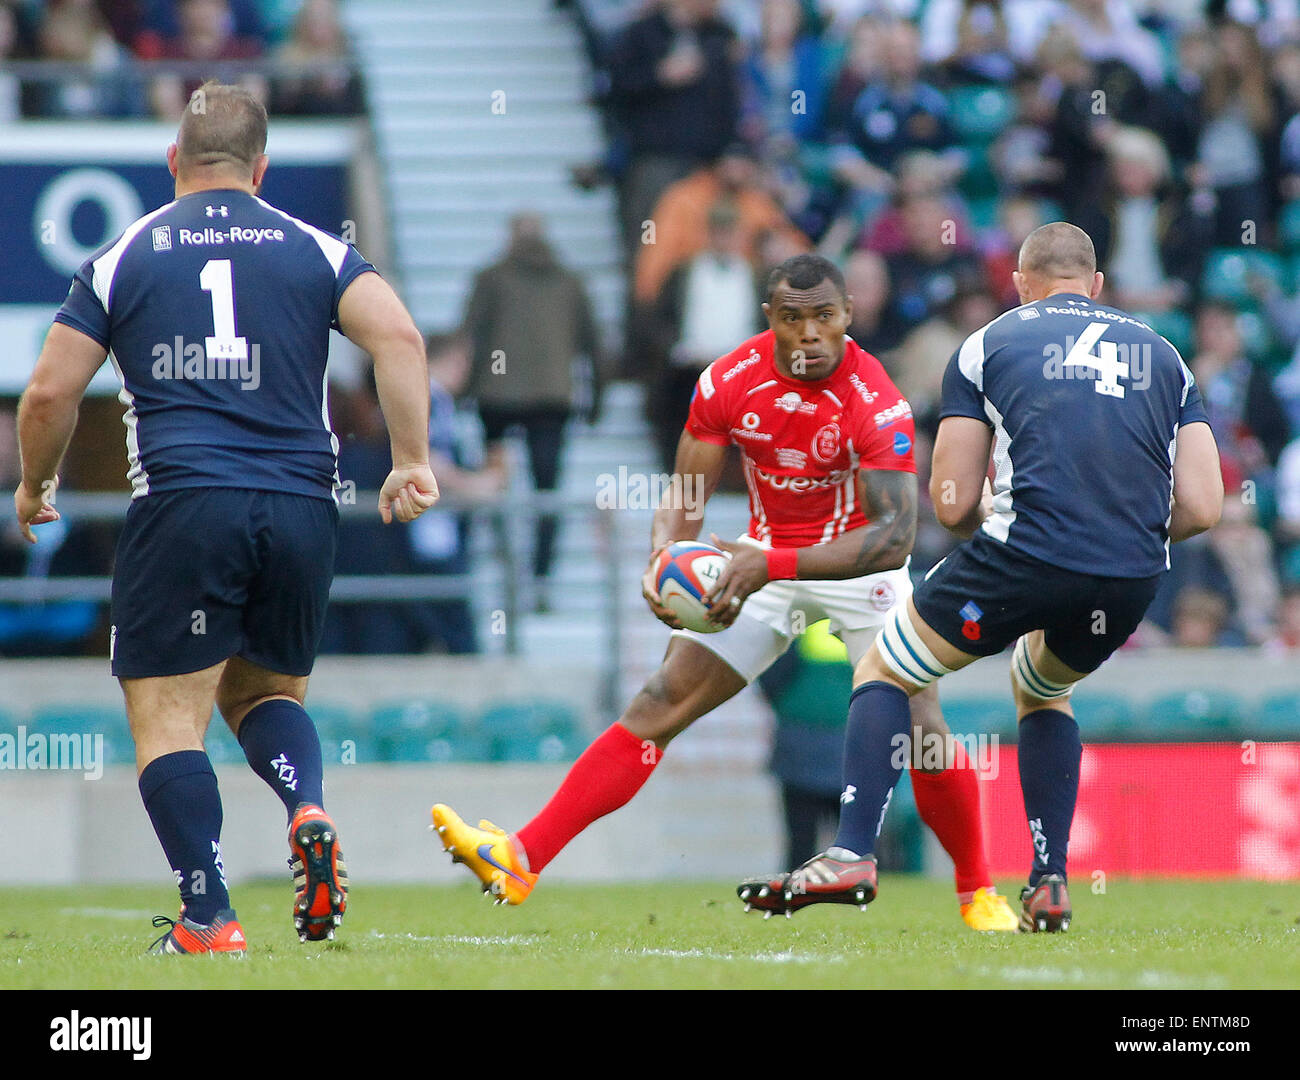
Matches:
[869,581,895,611]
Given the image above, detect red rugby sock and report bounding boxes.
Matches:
[910,742,989,903]
[515,723,662,873]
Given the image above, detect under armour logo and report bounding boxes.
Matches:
[270,753,299,792]
[205,205,229,218]
[840,784,856,805]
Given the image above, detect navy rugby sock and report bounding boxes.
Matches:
[1017,708,1081,885]
[138,751,230,924]
[237,698,325,819]
[832,681,912,858]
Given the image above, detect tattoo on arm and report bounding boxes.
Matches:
[853,470,917,576]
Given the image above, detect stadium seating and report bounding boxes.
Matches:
[1279,200,1300,251]
[479,701,583,763]
[1256,692,1300,741]
[1071,694,1136,741]
[370,701,492,763]
[1145,690,1250,740]
[29,705,135,766]
[940,696,1017,741]
[947,85,1016,142]
[1200,248,1286,303]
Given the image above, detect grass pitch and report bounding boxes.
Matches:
[1,877,1297,990]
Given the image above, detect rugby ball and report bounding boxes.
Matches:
[653,540,731,634]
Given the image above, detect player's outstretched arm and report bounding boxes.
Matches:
[337,272,439,523]
[642,430,727,628]
[929,415,995,538]
[14,322,107,543]
[1169,420,1223,542]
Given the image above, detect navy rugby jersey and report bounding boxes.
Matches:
[940,293,1211,577]
[54,189,374,501]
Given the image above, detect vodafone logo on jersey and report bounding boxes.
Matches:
[732,411,773,441]
[753,465,853,492]
[811,422,842,464]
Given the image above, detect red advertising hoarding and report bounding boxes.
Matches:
[981,743,1300,879]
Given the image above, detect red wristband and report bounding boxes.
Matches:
[766,547,798,581]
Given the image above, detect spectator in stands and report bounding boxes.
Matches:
[461,213,604,609]
[271,0,362,116]
[888,280,999,423]
[606,0,741,279]
[1196,20,1277,246]
[846,149,972,258]
[1170,587,1236,648]
[1077,125,1215,316]
[842,249,893,354]
[0,4,20,122]
[646,202,764,469]
[1206,491,1280,646]
[1037,26,1116,222]
[633,146,808,309]
[991,71,1065,197]
[1264,584,1300,652]
[144,0,266,120]
[882,192,984,343]
[0,405,103,657]
[1056,0,1165,89]
[739,0,831,152]
[823,13,883,137]
[404,334,509,655]
[320,371,424,655]
[919,0,1017,85]
[980,193,1046,310]
[1191,300,1292,475]
[30,0,142,118]
[829,19,962,231]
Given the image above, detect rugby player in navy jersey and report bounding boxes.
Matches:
[740,223,1224,931]
[13,82,439,953]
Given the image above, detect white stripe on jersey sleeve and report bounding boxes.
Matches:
[90,201,177,312]
[254,196,349,274]
[698,364,716,400]
[956,319,991,391]
[980,397,1017,543]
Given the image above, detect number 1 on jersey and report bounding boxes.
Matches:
[199,259,249,361]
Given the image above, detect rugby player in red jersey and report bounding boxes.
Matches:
[431,254,1016,930]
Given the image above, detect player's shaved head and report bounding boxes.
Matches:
[1012,221,1103,303]
[1017,222,1096,281]
[175,81,267,178]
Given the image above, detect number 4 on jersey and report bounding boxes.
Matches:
[1061,321,1127,399]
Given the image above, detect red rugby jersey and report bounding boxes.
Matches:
[685,330,916,548]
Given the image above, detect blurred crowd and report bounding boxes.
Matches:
[10,0,1300,657]
[0,0,363,119]
[562,0,1300,651]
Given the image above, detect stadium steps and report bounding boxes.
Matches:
[343,0,621,334]
[346,1,771,760]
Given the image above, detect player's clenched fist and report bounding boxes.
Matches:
[378,463,440,523]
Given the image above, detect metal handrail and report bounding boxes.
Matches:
[0,491,627,708]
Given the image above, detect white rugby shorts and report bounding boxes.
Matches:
[670,536,913,683]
